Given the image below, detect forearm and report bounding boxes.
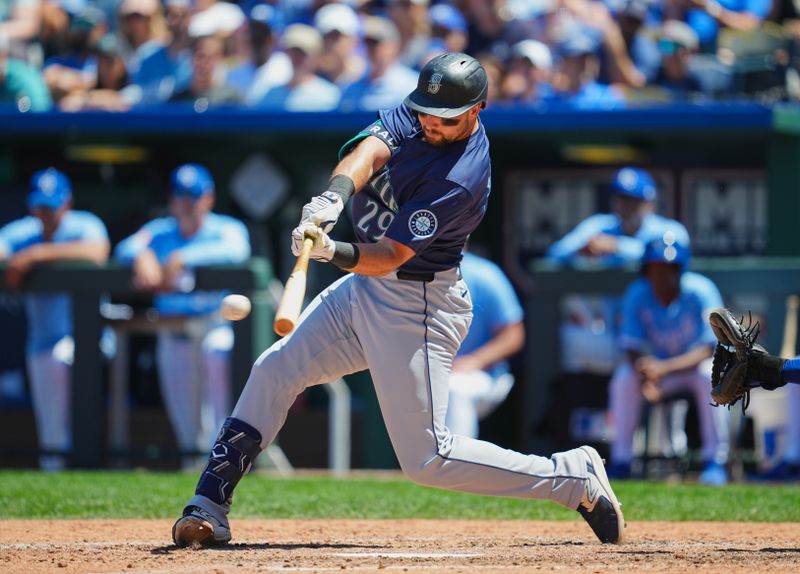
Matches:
[339,240,410,276]
[660,345,714,375]
[25,240,110,265]
[460,323,525,372]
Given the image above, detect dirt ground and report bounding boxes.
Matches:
[1,519,798,573]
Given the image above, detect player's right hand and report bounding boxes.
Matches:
[299,191,344,233]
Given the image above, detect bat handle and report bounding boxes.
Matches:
[273,236,315,337]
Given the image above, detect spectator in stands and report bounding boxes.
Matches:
[460,0,509,56]
[186,0,244,56]
[500,39,555,105]
[313,2,365,87]
[255,23,340,111]
[0,0,41,49]
[58,33,136,111]
[446,248,525,440]
[546,167,690,267]
[0,30,52,110]
[43,5,107,103]
[548,0,646,88]
[613,0,662,84]
[654,20,704,98]
[226,2,292,106]
[428,3,468,55]
[118,0,165,87]
[338,15,417,111]
[608,235,730,485]
[477,53,505,106]
[385,0,430,70]
[664,0,769,52]
[0,168,110,470]
[114,164,251,469]
[133,0,193,104]
[169,34,243,106]
[552,26,627,109]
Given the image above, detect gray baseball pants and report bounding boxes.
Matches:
[234,268,590,510]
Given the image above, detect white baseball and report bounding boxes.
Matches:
[221,294,251,321]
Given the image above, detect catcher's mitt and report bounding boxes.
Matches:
[708,308,786,412]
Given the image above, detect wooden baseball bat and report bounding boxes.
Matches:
[273,237,314,337]
[781,295,800,358]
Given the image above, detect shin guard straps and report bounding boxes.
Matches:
[195,417,263,505]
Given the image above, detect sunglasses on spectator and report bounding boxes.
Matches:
[658,39,683,56]
[416,111,462,126]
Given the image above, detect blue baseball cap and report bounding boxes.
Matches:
[612,167,657,201]
[28,168,72,209]
[642,231,690,271]
[429,4,467,33]
[170,164,214,198]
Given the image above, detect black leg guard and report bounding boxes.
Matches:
[195,417,263,505]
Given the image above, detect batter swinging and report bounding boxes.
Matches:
[172,52,625,547]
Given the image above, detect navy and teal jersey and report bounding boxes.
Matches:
[339,103,491,274]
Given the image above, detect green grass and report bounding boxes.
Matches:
[1,471,798,522]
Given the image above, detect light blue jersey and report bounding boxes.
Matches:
[458,252,524,378]
[0,210,108,354]
[114,213,250,316]
[619,271,722,359]
[546,212,690,267]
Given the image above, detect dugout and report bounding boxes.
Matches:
[0,103,799,469]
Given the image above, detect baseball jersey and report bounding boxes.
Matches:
[341,103,491,274]
[458,251,524,378]
[546,212,690,267]
[114,213,250,316]
[0,210,109,354]
[619,271,723,360]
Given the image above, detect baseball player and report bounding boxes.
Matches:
[546,167,689,267]
[445,248,524,439]
[707,308,800,480]
[173,53,625,547]
[608,234,730,485]
[114,164,250,468]
[0,168,110,471]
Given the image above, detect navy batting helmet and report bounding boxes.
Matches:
[404,52,488,118]
[642,232,690,271]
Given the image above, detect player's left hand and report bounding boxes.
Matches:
[291,222,335,261]
[300,191,344,233]
[634,356,665,386]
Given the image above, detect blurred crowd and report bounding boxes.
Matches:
[1,0,799,113]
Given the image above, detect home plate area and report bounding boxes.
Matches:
[1,519,799,573]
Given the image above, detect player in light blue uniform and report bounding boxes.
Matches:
[446,250,524,439]
[173,53,625,549]
[608,235,730,485]
[0,168,110,470]
[547,167,689,267]
[547,167,690,375]
[114,164,250,466]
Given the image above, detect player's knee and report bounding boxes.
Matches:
[398,455,448,487]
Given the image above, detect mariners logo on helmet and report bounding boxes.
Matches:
[409,209,437,238]
[428,72,443,94]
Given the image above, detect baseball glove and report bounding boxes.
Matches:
[708,308,786,412]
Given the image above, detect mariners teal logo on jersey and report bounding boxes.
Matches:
[428,72,443,94]
[409,209,437,239]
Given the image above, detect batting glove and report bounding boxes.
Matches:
[300,191,344,233]
[291,222,335,262]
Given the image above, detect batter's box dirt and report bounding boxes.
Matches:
[1,519,798,573]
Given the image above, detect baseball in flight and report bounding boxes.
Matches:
[221,294,251,321]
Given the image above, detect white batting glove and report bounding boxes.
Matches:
[300,191,344,233]
[291,222,335,261]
